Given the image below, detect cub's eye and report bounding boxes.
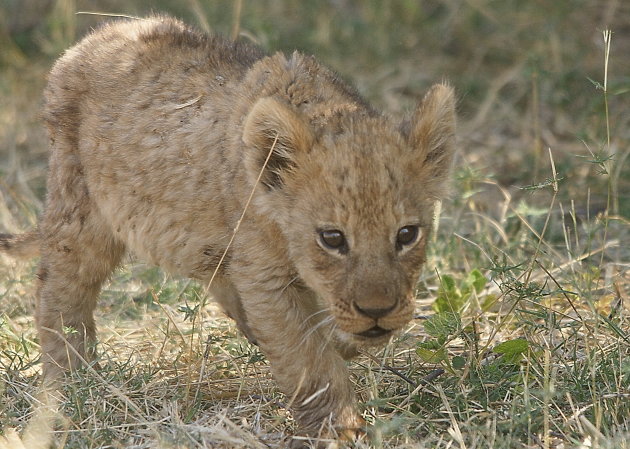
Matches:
[396,225,419,249]
[319,229,347,252]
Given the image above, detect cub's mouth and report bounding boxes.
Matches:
[333,322,400,348]
[357,326,392,339]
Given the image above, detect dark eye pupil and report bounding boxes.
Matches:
[397,225,418,246]
[320,230,345,249]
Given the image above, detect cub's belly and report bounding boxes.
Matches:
[81,163,230,278]
[97,191,231,278]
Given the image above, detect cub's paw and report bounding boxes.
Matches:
[289,417,367,448]
[337,416,367,443]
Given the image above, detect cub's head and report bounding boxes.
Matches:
[242,85,456,346]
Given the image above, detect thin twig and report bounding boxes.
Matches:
[194,134,279,403]
[231,0,243,40]
[360,350,444,388]
[76,12,143,20]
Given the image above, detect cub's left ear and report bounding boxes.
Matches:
[403,84,456,194]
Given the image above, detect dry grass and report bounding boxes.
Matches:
[1,1,629,448]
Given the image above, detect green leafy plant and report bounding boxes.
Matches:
[433,268,487,313]
[492,338,529,364]
[416,312,463,372]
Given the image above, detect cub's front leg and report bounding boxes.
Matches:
[230,259,364,440]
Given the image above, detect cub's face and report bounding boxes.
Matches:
[283,126,437,345]
[243,85,455,346]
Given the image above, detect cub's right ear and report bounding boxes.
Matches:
[242,97,313,190]
[403,84,456,199]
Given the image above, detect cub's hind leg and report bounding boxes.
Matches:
[36,151,124,379]
[37,210,124,379]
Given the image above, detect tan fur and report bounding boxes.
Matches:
[0,15,456,441]
[0,232,40,259]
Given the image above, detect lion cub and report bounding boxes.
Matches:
[0,15,455,442]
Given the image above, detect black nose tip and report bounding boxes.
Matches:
[353,302,396,319]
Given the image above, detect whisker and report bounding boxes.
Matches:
[299,315,334,347]
[317,322,339,359]
[280,276,300,294]
[297,307,332,340]
[302,315,334,342]
[301,307,331,326]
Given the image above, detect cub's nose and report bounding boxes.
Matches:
[353,301,396,319]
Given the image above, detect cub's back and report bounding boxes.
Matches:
[44,16,265,138]
[40,17,267,272]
